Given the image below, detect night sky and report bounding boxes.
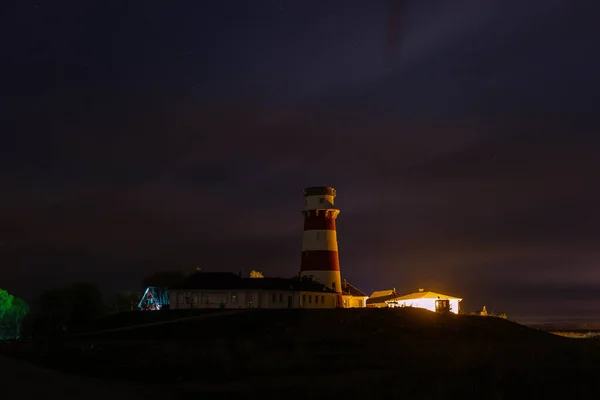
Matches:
[3,1,600,319]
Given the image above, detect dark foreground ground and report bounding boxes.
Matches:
[3,308,600,398]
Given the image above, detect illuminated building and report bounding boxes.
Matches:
[366,289,402,308]
[367,288,462,314]
[394,289,462,314]
[341,279,369,308]
[300,186,343,305]
[138,286,170,311]
[168,271,339,309]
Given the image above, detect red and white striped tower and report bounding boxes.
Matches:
[300,186,342,304]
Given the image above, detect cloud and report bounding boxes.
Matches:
[3,0,600,319]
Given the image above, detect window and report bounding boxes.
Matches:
[315,296,319,304]
[321,296,325,304]
[319,198,324,204]
[272,293,276,302]
[279,294,283,302]
[302,294,306,305]
[231,293,237,303]
[309,295,312,303]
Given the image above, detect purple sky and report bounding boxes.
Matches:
[2,0,600,318]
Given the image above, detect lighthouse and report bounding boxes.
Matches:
[300,186,342,302]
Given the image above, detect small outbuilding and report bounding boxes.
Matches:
[393,289,462,314]
[366,288,463,314]
[341,280,369,308]
[366,289,402,308]
[138,286,170,311]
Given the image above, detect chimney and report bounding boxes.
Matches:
[418,288,424,292]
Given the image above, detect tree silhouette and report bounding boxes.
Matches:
[0,289,29,340]
[109,291,142,312]
[34,282,107,333]
[142,270,185,289]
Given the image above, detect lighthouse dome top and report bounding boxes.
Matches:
[303,186,336,197]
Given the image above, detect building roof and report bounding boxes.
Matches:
[304,186,336,197]
[341,281,368,297]
[171,271,337,293]
[396,291,462,301]
[366,290,402,305]
[369,290,395,299]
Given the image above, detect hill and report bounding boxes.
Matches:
[71,308,225,334]
[4,308,600,398]
[0,352,163,399]
[79,307,557,342]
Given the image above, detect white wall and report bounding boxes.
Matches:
[169,290,340,310]
[299,292,338,308]
[343,295,367,308]
[395,298,461,314]
[450,299,460,314]
[353,297,367,308]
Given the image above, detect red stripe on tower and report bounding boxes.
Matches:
[300,186,342,305]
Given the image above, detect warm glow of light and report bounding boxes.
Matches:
[394,298,461,314]
[249,270,264,278]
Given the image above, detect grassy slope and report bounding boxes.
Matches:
[71,308,225,333]
[7,308,600,398]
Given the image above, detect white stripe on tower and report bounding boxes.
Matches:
[302,230,339,251]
